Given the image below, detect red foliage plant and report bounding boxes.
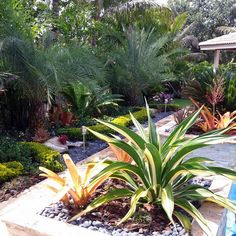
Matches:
[32,127,50,143]
[50,105,74,127]
[206,76,224,116]
[58,135,68,145]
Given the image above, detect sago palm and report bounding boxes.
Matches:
[108,26,184,105]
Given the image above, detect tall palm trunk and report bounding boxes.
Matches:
[52,0,60,40]
[95,0,103,20]
[28,100,47,133]
[92,0,103,46]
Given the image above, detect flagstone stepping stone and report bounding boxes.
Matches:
[44,137,68,153]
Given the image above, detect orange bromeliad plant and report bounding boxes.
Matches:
[39,154,108,207]
[109,144,132,163]
[216,111,236,129]
[190,98,236,132]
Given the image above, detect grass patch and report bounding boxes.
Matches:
[172,98,192,108]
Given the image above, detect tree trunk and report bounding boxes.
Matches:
[52,0,60,40]
[92,0,103,46]
[52,0,59,17]
[95,0,103,20]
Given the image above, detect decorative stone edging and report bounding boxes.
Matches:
[0,173,231,236]
[191,176,232,236]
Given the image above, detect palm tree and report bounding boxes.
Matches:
[0,32,105,131]
[107,26,185,105]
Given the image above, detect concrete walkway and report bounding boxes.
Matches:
[189,143,236,169]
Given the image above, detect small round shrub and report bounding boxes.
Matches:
[0,136,64,175]
[0,136,33,171]
[0,161,24,184]
[20,142,65,172]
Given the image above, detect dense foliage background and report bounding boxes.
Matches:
[0,0,235,134]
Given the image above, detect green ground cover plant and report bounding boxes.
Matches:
[0,161,23,184]
[21,142,64,173]
[0,137,64,184]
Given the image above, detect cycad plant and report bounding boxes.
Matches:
[70,104,236,235]
[108,27,184,105]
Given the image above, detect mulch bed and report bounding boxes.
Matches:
[0,175,44,203]
[40,179,193,236]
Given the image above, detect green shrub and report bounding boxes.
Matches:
[20,142,65,172]
[0,161,23,184]
[0,136,30,163]
[57,107,147,141]
[0,136,33,171]
[225,78,236,111]
[182,62,236,112]
[105,106,140,117]
[0,136,64,174]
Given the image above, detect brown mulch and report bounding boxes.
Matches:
[70,179,171,233]
[86,200,170,232]
[186,126,203,136]
[0,175,44,203]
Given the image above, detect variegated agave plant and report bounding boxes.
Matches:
[70,104,236,235]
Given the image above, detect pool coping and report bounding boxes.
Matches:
[0,112,233,236]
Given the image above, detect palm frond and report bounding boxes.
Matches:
[105,0,162,16]
[215,26,236,35]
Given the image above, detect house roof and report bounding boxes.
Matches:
[199,32,236,51]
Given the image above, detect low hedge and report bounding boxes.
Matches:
[20,142,65,172]
[0,161,23,184]
[57,107,147,141]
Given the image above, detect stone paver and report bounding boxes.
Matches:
[44,137,68,153]
[189,143,236,169]
[191,176,232,236]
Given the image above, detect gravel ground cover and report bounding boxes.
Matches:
[40,178,211,236]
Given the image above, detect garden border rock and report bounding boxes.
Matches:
[0,113,233,236]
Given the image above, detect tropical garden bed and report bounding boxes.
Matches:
[40,177,212,236]
[0,108,173,204]
[34,107,236,236]
[1,1,236,236]
[0,168,231,236]
[1,107,235,236]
